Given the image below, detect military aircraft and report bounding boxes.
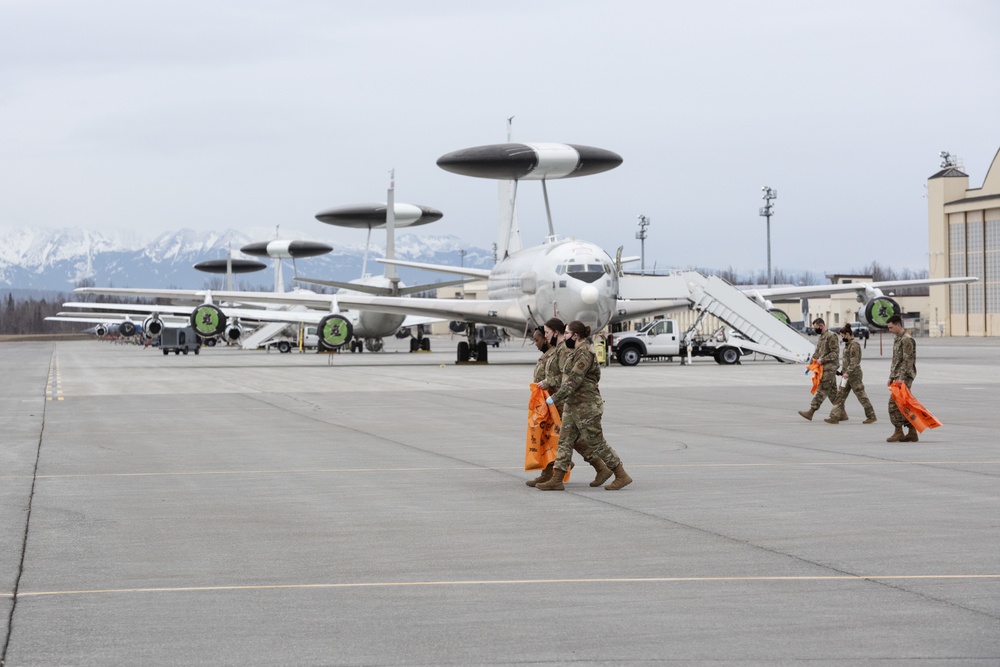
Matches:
[72,142,978,362]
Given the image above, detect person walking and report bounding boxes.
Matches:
[824,324,877,424]
[799,317,840,421]
[536,320,631,491]
[531,318,612,487]
[885,314,919,442]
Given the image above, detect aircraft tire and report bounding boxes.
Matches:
[476,341,489,362]
[421,338,431,351]
[457,341,470,362]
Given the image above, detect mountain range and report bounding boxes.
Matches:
[0,225,495,295]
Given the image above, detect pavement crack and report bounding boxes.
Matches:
[1,347,51,667]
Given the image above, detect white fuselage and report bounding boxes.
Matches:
[488,236,618,329]
[339,275,407,338]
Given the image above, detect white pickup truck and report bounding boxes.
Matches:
[611,319,752,366]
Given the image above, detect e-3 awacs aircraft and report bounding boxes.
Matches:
[74,142,977,363]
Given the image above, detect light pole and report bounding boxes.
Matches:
[759,187,777,288]
[636,215,650,274]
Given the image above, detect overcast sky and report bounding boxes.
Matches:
[2,1,998,276]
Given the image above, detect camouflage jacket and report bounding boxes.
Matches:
[548,341,602,408]
[841,339,863,376]
[534,345,557,383]
[542,342,571,389]
[813,330,840,368]
[890,332,917,383]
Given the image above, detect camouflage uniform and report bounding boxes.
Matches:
[541,342,572,414]
[810,328,840,411]
[887,331,917,427]
[534,345,557,383]
[547,341,622,472]
[832,338,875,420]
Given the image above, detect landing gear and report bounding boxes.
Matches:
[456,322,488,364]
[408,327,431,353]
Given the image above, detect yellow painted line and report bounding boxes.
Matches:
[6,574,1000,599]
[0,460,997,482]
[6,460,996,481]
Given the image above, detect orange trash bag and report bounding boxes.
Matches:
[806,360,823,395]
[525,383,568,479]
[889,382,942,433]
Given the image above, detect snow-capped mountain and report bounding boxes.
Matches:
[0,225,494,292]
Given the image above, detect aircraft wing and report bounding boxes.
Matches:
[61,299,331,327]
[618,274,979,302]
[61,302,198,316]
[333,294,527,329]
[293,276,475,296]
[750,276,978,300]
[376,258,491,279]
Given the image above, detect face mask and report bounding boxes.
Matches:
[539,343,549,352]
[565,338,576,349]
[550,335,559,347]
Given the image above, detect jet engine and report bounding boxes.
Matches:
[189,304,227,338]
[224,322,244,343]
[317,314,353,350]
[768,308,791,326]
[857,296,900,330]
[143,315,164,337]
[118,320,137,337]
[95,324,109,337]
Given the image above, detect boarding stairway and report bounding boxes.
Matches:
[680,272,814,363]
[240,321,292,350]
[618,270,815,363]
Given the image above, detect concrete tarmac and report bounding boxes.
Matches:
[1,335,999,666]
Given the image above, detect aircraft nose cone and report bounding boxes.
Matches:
[581,284,599,305]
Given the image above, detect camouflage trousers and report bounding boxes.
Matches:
[810,366,838,411]
[832,374,875,419]
[554,404,622,472]
[887,378,913,427]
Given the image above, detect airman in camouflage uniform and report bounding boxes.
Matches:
[885,315,918,442]
[536,321,631,491]
[825,324,876,424]
[798,318,840,421]
[530,319,612,488]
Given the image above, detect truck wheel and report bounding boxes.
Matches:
[163,349,168,356]
[618,346,642,367]
[277,341,292,354]
[717,346,740,365]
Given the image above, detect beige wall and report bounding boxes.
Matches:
[928,148,1000,336]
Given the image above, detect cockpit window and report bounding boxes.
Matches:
[559,263,606,284]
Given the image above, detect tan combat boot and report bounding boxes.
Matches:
[589,458,613,487]
[798,408,816,421]
[863,414,877,424]
[901,426,919,442]
[824,412,841,424]
[604,464,633,490]
[526,462,553,487]
[886,426,904,442]
[536,468,567,491]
